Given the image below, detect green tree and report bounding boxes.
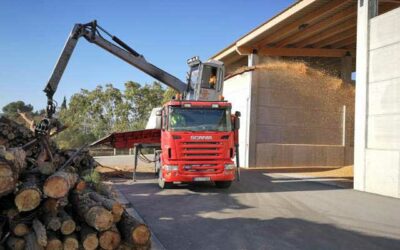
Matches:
[163,87,178,104]
[2,101,34,118]
[124,81,165,129]
[61,96,67,109]
[56,82,166,148]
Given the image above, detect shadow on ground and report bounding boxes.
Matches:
[112,169,400,250]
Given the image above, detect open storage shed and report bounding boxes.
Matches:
[211,0,400,198]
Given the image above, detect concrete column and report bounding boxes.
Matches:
[247,53,259,167]
[354,0,376,191]
[340,55,352,82]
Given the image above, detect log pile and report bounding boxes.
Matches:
[0,117,151,249]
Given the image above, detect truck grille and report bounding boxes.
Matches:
[179,141,223,160]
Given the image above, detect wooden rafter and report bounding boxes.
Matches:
[236,47,354,58]
[294,18,356,48]
[313,28,356,48]
[275,5,357,48]
[331,36,357,49]
[254,0,352,48]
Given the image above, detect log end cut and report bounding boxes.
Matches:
[132,224,151,246]
[87,206,114,231]
[14,189,41,212]
[61,219,76,235]
[83,233,99,250]
[46,238,63,250]
[43,176,69,198]
[99,229,121,250]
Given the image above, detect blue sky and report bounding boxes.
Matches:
[0,0,294,111]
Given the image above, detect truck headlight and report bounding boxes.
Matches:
[164,165,179,171]
[224,164,236,170]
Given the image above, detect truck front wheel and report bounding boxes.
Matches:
[215,181,232,189]
[158,170,173,189]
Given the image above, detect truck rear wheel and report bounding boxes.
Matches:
[215,181,232,189]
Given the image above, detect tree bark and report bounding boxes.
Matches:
[89,191,124,223]
[14,174,42,212]
[59,209,76,235]
[24,232,44,250]
[6,236,26,250]
[43,168,78,198]
[42,213,61,231]
[32,218,47,247]
[99,224,121,250]
[80,223,99,250]
[70,192,114,231]
[117,211,151,247]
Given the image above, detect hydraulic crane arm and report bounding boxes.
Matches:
[44,20,187,117]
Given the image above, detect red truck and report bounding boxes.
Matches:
[38,20,240,189]
[156,99,239,189]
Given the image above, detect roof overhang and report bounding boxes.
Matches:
[212,0,400,64]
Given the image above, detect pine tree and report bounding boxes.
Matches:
[61,96,67,109]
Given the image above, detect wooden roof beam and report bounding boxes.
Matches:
[236,47,354,58]
[313,28,356,48]
[275,5,357,48]
[331,36,357,49]
[254,0,352,48]
[294,18,356,48]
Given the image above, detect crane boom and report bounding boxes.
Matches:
[44,20,187,116]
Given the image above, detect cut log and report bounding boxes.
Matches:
[0,147,27,197]
[63,233,79,250]
[42,197,68,216]
[118,211,151,247]
[0,161,16,197]
[32,218,47,247]
[80,223,99,250]
[6,236,26,250]
[59,209,76,235]
[71,192,113,231]
[11,222,30,236]
[42,213,61,231]
[37,161,56,175]
[99,224,121,250]
[89,191,124,223]
[24,232,44,250]
[14,174,42,212]
[117,242,135,250]
[43,168,79,198]
[46,232,63,250]
[75,180,87,192]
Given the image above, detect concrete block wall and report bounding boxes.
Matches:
[254,67,354,167]
[355,5,400,198]
[223,72,251,167]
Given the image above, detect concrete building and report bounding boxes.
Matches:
[211,0,400,198]
[355,1,400,198]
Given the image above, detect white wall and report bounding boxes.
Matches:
[355,5,400,198]
[223,72,251,167]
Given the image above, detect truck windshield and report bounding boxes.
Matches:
[169,107,232,132]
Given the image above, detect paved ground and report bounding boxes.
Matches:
[112,169,400,250]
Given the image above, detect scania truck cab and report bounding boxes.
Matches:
[156,100,238,189]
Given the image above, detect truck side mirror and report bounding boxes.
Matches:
[234,111,241,130]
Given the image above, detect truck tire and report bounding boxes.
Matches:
[215,181,232,189]
[158,170,173,189]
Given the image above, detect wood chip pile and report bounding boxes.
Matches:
[0,117,151,250]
